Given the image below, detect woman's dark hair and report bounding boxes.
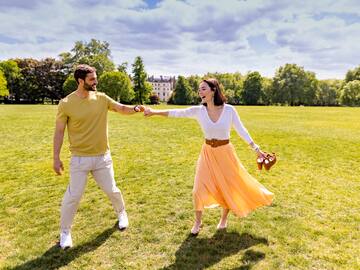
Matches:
[202,78,227,106]
[74,64,96,84]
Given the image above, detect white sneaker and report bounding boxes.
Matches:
[118,210,129,230]
[60,231,73,249]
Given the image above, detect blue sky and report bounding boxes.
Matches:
[0,0,359,79]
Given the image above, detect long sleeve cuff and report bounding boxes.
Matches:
[250,142,260,152]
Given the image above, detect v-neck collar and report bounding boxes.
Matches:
[204,105,225,124]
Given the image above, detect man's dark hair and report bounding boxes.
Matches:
[74,64,96,84]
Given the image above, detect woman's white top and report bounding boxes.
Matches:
[168,104,254,144]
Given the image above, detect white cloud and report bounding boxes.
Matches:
[0,0,359,79]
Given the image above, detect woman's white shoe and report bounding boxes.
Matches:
[190,222,202,235]
[216,221,227,230]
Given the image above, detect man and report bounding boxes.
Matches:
[53,64,144,249]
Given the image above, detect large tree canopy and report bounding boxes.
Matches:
[59,39,115,77]
[98,71,134,103]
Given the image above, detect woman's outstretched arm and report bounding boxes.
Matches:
[144,106,200,118]
[144,108,169,117]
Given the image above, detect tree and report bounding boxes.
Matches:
[117,62,128,74]
[345,66,360,83]
[0,60,21,102]
[132,56,150,104]
[224,88,236,104]
[303,71,319,105]
[272,64,308,106]
[172,76,193,105]
[242,71,263,105]
[14,58,41,103]
[98,71,134,103]
[340,80,360,106]
[59,39,115,76]
[63,75,77,96]
[187,75,202,104]
[261,77,273,105]
[317,80,341,106]
[0,70,9,97]
[205,72,244,104]
[144,82,153,104]
[149,94,160,104]
[14,58,67,103]
[37,58,67,103]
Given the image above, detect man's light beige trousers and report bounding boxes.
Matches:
[60,152,125,231]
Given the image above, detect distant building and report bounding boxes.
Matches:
[148,75,176,102]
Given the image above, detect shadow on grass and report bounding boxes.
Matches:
[9,224,118,270]
[161,231,268,270]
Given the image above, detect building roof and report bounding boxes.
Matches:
[148,75,176,83]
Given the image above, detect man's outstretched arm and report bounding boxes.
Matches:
[112,103,146,115]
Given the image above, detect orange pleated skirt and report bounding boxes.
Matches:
[193,143,274,217]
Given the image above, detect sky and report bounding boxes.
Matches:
[0,0,359,79]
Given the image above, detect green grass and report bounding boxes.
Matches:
[0,104,360,269]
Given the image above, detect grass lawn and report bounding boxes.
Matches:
[0,104,359,270]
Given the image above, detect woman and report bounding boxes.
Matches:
[144,78,274,235]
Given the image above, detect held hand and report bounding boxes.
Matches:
[144,108,154,117]
[53,159,64,175]
[134,105,145,112]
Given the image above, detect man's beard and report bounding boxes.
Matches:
[84,82,96,91]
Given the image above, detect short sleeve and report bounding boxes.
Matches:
[104,94,118,111]
[56,100,68,124]
[168,106,201,119]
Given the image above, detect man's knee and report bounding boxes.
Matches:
[103,185,120,196]
[62,189,83,205]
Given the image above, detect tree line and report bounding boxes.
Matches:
[0,39,152,105]
[169,65,360,107]
[0,39,359,106]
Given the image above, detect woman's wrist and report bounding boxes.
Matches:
[249,142,260,152]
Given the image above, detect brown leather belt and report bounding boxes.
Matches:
[205,139,230,148]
